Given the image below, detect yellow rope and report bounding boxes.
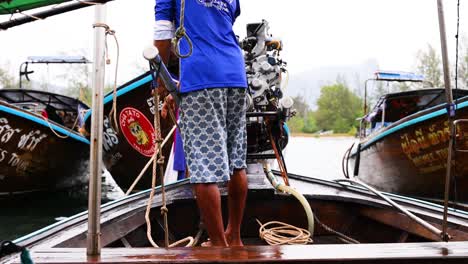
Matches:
[144,92,194,248]
[125,125,176,195]
[172,0,193,58]
[256,219,313,245]
[41,113,79,139]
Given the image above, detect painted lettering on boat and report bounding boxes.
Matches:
[400,121,466,174]
[146,96,164,115]
[0,118,50,176]
[103,117,119,152]
[0,148,7,162]
[109,152,123,167]
[0,149,33,177]
[0,118,22,143]
[17,130,47,151]
[119,107,156,157]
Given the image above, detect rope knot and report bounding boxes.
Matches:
[160,206,169,215]
[93,22,109,31]
[174,27,186,39]
[157,156,165,165]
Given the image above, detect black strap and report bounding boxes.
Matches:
[0,240,22,258]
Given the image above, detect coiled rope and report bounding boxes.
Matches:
[256,219,312,245]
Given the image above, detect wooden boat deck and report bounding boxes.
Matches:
[15,242,468,264]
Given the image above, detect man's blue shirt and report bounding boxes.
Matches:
[155,0,247,93]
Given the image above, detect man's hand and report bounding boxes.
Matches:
[161,94,175,119]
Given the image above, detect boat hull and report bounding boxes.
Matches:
[351,98,468,201]
[0,102,89,195]
[83,73,174,192]
[5,170,468,263]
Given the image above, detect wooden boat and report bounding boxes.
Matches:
[350,87,468,202]
[3,168,468,263]
[0,89,90,195]
[82,72,174,192]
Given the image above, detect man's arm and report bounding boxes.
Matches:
[153,39,171,65]
[154,0,177,118]
[154,0,175,64]
[153,39,175,119]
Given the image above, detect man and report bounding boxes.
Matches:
[154,0,248,247]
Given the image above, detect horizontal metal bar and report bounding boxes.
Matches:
[246,111,278,118]
[0,0,114,30]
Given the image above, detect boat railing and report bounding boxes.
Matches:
[10,102,41,112]
[358,108,389,139]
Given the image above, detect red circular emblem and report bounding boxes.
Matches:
[119,107,155,157]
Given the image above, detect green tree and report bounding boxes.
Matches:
[61,64,91,104]
[0,67,16,89]
[291,95,309,118]
[286,116,304,134]
[302,112,318,133]
[457,39,468,89]
[416,44,443,87]
[315,83,362,133]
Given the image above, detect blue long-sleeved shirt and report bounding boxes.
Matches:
[154,0,247,93]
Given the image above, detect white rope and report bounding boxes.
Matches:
[144,92,193,248]
[125,125,177,195]
[41,114,79,139]
[15,9,43,21]
[93,22,120,134]
[256,219,313,245]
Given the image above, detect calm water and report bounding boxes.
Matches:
[0,136,354,241]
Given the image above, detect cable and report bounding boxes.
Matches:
[451,0,461,208]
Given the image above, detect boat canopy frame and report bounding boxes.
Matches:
[0,88,89,112]
[0,0,113,30]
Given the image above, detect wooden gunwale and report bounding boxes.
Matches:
[0,101,89,144]
[12,242,468,264]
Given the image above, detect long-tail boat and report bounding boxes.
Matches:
[82,73,175,192]
[3,168,468,263]
[0,89,90,195]
[349,71,468,202]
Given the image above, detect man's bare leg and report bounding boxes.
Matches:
[194,183,228,247]
[225,168,248,246]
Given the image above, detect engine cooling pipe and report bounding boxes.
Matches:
[262,162,315,235]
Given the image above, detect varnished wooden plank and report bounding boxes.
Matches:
[9,242,468,264]
[360,207,468,241]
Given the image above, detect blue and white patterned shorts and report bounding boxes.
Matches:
[180,88,247,183]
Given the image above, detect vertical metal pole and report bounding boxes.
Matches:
[87,3,106,256]
[438,0,453,104]
[364,79,369,116]
[437,0,454,242]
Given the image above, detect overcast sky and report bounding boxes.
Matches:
[0,0,466,86]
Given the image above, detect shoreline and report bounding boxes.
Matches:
[291,133,355,138]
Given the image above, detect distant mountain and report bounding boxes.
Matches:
[285,59,379,109]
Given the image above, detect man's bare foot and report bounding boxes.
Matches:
[200,240,228,247]
[200,232,244,247]
[200,240,212,247]
[225,231,243,247]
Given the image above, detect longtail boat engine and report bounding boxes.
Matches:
[241,20,294,160]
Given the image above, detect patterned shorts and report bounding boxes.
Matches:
[180,88,247,183]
